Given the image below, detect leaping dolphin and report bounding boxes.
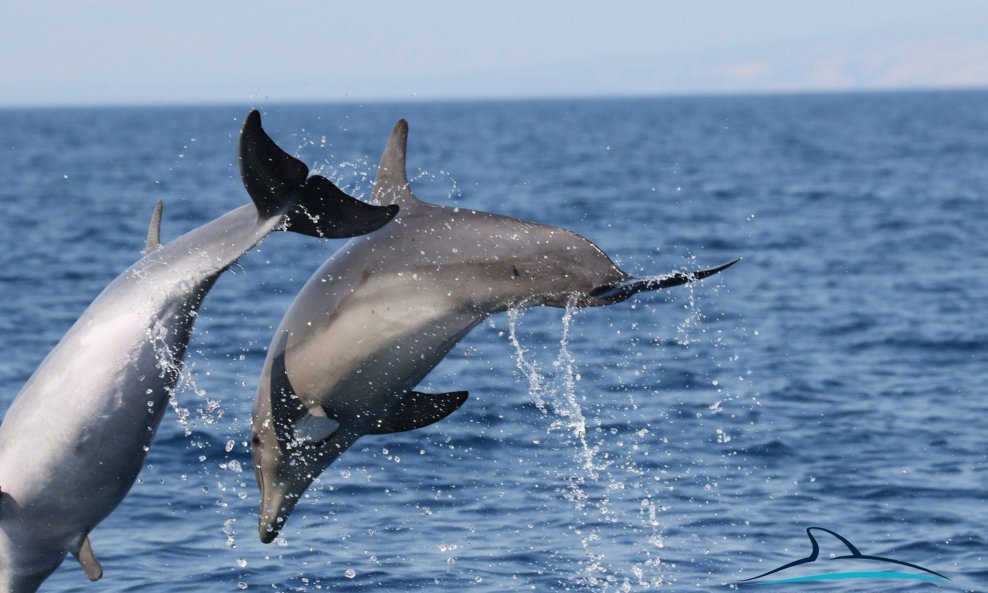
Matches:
[0,111,397,592]
[249,119,738,543]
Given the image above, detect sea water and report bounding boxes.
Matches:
[0,92,984,591]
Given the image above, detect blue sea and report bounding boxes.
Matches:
[0,92,985,592]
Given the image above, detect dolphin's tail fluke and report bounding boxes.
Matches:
[238,110,398,238]
[589,258,740,303]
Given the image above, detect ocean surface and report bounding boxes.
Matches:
[0,92,985,592]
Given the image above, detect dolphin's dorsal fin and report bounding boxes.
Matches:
[144,201,163,254]
[72,535,103,581]
[372,119,423,209]
[367,390,469,434]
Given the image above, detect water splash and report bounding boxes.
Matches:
[145,310,249,552]
[502,292,725,591]
[506,307,547,412]
[546,300,604,490]
[674,256,704,348]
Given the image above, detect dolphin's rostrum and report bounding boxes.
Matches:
[250,118,738,543]
[0,111,396,592]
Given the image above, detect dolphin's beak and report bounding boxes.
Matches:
[255,461,293,543]
[590,258,740,303]
[258,483,297,544]
[254,431,358,543]
[259,521,279,544]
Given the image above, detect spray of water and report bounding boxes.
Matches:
[505,296,697,591]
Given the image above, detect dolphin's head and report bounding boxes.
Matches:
[250,416,291,544]
[251,420,356,543]
[251,348,359,543]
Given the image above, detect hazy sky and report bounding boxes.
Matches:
[2,1,987,106]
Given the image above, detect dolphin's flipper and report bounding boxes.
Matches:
[293,408,340,444]
[144,201,163,253]
[368,390,469,434]
[372,119,423,208]
[71,536,103,582]
[239,110,398,238]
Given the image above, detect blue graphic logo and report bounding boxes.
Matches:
[739,527,949,586]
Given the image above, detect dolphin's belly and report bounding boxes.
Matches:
[283,280,480,425]
[0,295,189,538]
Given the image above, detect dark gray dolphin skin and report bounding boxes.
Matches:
[250,119,738,543]
[0,111,396,592]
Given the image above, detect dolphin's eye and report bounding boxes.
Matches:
[512,265,521,279]
[251,435,261,445]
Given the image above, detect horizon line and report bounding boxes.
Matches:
[1,85,986,112]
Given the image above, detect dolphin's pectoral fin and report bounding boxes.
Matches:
[293,407,341,444]
[144,201,163,254]
[368,390,469,434]
[71,536,103,582]
[287,175,399,239]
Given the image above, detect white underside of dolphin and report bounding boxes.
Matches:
[0,111,396,592]
[249,118,738,543]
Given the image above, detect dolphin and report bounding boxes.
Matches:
[250,119,738,543]
[0,111,397,592]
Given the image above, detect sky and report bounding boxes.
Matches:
[2,1,988,107]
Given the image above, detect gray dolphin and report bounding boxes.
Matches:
[250,119,738,543]
[0,111,397,592]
